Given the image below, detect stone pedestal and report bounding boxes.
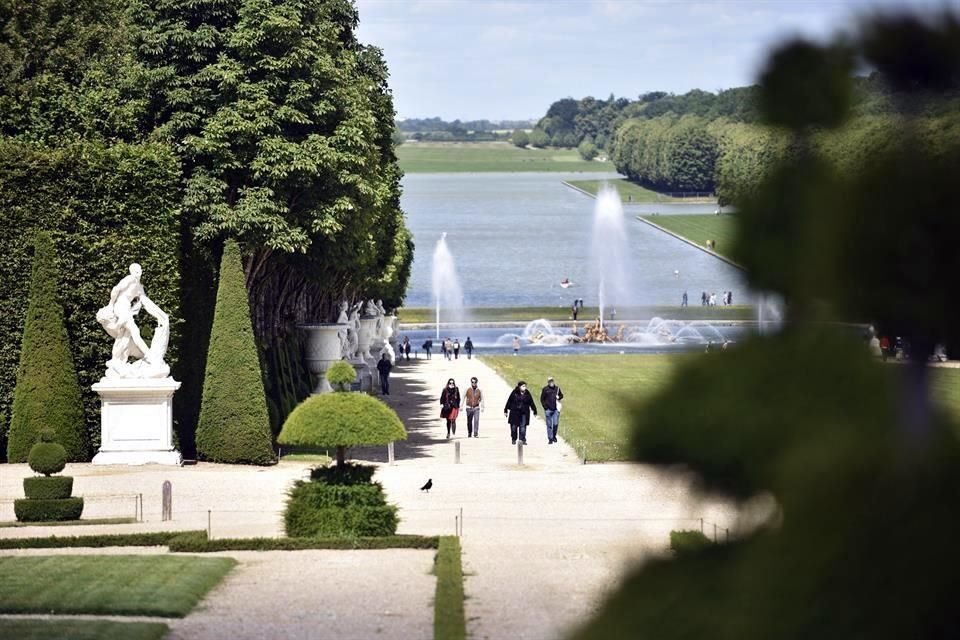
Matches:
[91,378,182,465]
[301,323,346,394]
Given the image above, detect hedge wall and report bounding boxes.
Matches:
[0,140,188,460]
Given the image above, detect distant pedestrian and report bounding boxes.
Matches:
[423,339,433,360]
[572,303,579,320]
[464,337,474,359]
[503,380,537,445]
[376,353,392,395]
[440,378,461,438]
[540,376,564,444]
[727,291,733,305]
[681,291,688,307]
[701,291,707,306]
[511,336,520,356]
[444,338,453,360]
[402,336,411,360]
[709,292,716,306]
[453,339,461,359]
[464,376,484,437]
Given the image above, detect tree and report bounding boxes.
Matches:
[577,139,598,161]
[278,392,406,468]
[512,129,529,148]
[7,232,87,462]
[528,128,549,148]
[196,240,275,465]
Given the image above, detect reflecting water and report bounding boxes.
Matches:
[402,172,749,308]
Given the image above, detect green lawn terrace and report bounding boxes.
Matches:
[397,141,615,173]
[565,178,717,203]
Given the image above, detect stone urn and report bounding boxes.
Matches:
[300,323,347,394]
[384,314,398,349]
[357,316,378,362]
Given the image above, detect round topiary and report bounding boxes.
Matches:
[326,361,357,391]
[278,393,406,467]
[28,441,67,476]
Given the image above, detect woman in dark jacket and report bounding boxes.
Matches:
[503,380,538,445]
[440,378,461,438]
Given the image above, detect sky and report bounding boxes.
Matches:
[354,0,957,121]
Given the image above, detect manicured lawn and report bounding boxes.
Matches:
[0,620,168,640]
[566,178,680,203]
[483,354,684,460]
[640,214,740,262]
[0,555,236,617]
[932,367,960,425]
[397,141,614,173]
[433,536,466,640]
[398,305,755,324]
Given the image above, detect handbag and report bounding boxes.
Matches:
[556,400,562,412]
[440,406,450,418]
[448,407,459,421]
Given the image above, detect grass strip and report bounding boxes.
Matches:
[566,178,685,203]
[0,619,168,640]
[397,142,614,173]
[484,354,684,461]
[0,517,137,529]
[931,367,960,426]
[434,536,466,640]
[639,214,740,262]
[0,530,205,549]
[0,555,236,617]
[168,532,440,552]
[398,305,755,324]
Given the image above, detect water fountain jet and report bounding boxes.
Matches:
[431,233,464,340]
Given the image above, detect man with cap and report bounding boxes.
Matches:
[540,376,565,444]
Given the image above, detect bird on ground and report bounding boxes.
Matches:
[420,478,433,492]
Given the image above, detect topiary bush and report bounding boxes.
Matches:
[196,241,275,465]
[23,476,73,500]
[27,442,67,476]
[13,497,85,522]
[309,462,377,485]
[326,361,357,391]
[669,530,713,555]
[284,480,398,537]
[278,393,406,468]
[6,232,88,462]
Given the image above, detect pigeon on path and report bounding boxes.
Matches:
[420,478,433,492]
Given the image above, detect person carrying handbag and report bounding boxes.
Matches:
[440,378,461,438]
[540,376,564,444]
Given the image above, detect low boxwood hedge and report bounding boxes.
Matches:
[669,529,713,554]
[0,531,206,549]
[284,480,398,537]
[309,463,377,485]
[13,497,84,522]
[168,534,439,553]
[23,476,73,500]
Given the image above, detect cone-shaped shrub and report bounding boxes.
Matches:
[7,232,88,462]
[278,393,407,468]
[196,241,274,464]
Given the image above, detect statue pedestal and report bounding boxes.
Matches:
[91,378,182,466]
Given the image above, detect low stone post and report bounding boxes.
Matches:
[162,480,172,521]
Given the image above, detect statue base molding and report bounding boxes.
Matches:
[92,378,182,466]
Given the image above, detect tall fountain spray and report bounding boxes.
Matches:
[590,186,630,327]
[431,233,464,340]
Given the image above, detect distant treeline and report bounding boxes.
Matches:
[395,117,536,142]
[533,77,960,196]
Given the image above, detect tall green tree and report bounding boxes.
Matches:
[196,240,274,465]
[7,232,87,462]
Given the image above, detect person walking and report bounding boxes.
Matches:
[681,291,688,307]
[440,378,461,438]
[464,376,484,437]
[503,380,537,445]
[423,338,433,359]
[539,376,564,444]
[512,336,520,356]
[464,336,474,359]
[376,353,392,395]
[453,339,461,360]
[572,302,579,321]
[402,336,411,360]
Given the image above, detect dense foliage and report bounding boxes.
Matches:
[13,497,84,522]
[574,14,960,640]
[23,476,73,500]
[7,233,88,462]
[0,0,412,458]
[325,360,357,390]
[196,241,275,465]
[27,442,67,476]
[284,478,398,537]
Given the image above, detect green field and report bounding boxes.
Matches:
[640,214,740,262]
[932,367,960,424]
[0,555,236,617]
[0,620,168,640]
[397,142,614,173]
[397,305,755,324]
[483,354,682,460]
[566,178,690,203]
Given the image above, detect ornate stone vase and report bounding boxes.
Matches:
[357,316,378,362]
[300,323,347,394]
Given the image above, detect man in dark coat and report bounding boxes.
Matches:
[376,353,392,395]
[503,380,538,445]
[464,337,474,359]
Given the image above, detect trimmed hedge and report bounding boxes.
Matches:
[168,533,439,553]
[196,241,275,465]
[284,480,398,538]
[669,529,714,554]
[279,393,407,448]
[7,232,88,462]
[14,497,84,522]
[27,442,67,476]
[309,462,377,485]
[326,361,357,390]
[0,531,205,549]
[23,476,73,500]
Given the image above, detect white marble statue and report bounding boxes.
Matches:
[344,301,362,360]
[336,300,350,358]
[364,298,381,318]
[96,263,170,379]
